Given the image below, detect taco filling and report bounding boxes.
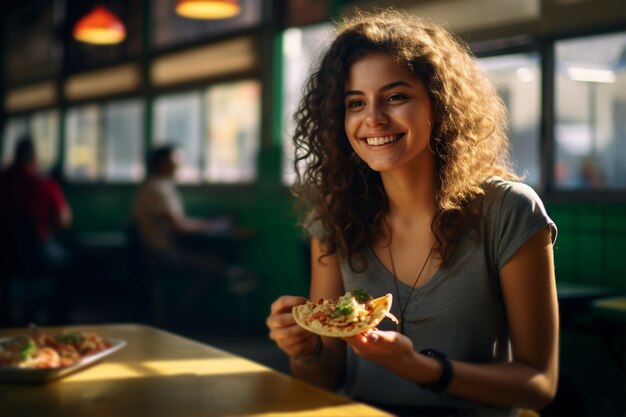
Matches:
[292,290,396,337]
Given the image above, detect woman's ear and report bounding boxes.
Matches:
[428,117,440,136]
[431,110,442,126]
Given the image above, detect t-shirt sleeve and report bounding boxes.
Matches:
[161,184,185,216]
[45,178,68,214]
[307,216,325,241]
[486,180,557,271]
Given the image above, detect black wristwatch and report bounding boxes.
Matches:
[418,349,453,392]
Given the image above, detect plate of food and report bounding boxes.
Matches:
[292,289,398,337]
[0,328,126,384]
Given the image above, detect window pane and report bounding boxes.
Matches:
[103,99,144,182]
[555,32,626,190]
[30,109,60,173]
[153,91,203,183]
[2,110,59,174]
[65,105,101,181]
[2,115,29,167]
[281,22,333,185]
[479,53,541,187]
[205,80,261,183]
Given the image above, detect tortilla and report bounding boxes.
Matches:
[292,292,395,337]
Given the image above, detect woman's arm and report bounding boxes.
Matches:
[290,237,347,389]
[346,226,559,409]
[445,225,559,409]
[267,237,346,390]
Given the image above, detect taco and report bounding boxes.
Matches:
[292,290,397,337]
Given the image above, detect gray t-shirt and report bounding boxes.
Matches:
[308,178,557,416]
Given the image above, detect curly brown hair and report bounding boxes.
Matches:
[291,9,519,270]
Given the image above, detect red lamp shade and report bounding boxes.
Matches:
[73,6,126,45]
[175,0,241,20]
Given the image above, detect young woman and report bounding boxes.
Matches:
[267,9,558,416]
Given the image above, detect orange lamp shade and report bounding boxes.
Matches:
[73,6,126,45]
[176,0,241,20]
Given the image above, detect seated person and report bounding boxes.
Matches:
[131,144,233,317]
[0,136,74,323]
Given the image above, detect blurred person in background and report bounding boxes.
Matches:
[131,144,233,319]
[0,136,74,323]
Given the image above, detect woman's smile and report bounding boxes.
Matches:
[361,133,406,147]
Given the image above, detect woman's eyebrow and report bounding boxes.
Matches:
[345,80,413,97]
[381,80,412,91]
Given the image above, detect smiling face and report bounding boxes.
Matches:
[344,52,435,175]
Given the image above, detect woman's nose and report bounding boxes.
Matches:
[365,103,388,126]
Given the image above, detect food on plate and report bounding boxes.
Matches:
[0,329,112,369]
[292,289,398,337]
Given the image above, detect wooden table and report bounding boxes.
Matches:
[592,296,626,322]
[556,281,621,327]
[557,281,618,303]
[0,324,392,417]
[592,296,626,373]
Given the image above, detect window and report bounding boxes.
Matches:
[205,80,261,183]
[479,53,542,187]
[281,22,333,184]
[103,99,145,181]
[2,115,29,167]
[2,109,60,173]
[153,81,262,184]
[65,98,144,182]
[153,91,203,183]
[65,104,101,181]
[554,32,626,190]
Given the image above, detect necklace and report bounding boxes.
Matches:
[387,240,434,335]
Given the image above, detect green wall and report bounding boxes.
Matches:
[546,202,626,417]
[548,202,626,289]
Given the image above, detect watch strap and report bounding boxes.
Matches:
[418,348,453,392]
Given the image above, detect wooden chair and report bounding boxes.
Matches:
[0,216,50,326]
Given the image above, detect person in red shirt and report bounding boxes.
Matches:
[0,137,72,242]
[0,136,73,324]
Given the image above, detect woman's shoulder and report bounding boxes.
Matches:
[482,176,543,206]
[480,176,553,228]
[481,176,556,239]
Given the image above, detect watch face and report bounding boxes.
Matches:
[420,348,446,360]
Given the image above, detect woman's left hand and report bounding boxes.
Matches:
[343,329,417,374]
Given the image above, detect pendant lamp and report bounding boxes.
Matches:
[176,0,241,20]
[73,5,126,45]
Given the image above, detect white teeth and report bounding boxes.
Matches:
[365,135,400,146]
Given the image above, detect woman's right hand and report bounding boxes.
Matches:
[267,295,319,360]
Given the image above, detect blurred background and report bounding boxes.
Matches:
[0,0,624,415]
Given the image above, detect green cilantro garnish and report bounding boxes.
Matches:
[351,289,371,303]
[336,298,354,316]
[20,338,37,361]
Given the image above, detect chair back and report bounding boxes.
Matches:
[0,216,45,277]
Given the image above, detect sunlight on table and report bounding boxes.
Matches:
[68,357,270,382]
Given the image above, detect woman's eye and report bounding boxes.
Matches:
[388,93,407,102]
[347,100,365,108]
